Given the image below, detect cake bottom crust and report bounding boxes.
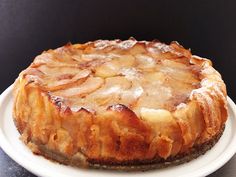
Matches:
[26,125,225,171]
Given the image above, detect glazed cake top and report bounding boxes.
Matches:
[23,39,203,116]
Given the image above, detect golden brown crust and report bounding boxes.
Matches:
[13,38,228,169]
[27,125,225,171]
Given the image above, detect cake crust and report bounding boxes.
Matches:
[33,125,224,171]
[13,38,228,170]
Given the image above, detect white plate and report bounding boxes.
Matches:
[0,85,236,177]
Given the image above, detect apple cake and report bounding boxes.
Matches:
[13,38,228,170]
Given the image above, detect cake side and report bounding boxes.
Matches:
[12,39,228,169]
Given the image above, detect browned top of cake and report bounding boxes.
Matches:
[22,38,203,117]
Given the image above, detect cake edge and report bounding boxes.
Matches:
[22,125,225,171]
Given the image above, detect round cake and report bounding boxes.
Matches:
[13,38,228,170]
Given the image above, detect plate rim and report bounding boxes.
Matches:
[0,84,236,177]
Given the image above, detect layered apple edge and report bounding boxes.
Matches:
[13,39,228,169]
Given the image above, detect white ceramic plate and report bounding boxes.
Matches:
[0,85,236,177]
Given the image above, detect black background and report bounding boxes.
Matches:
[0,0,236,176]
[0,0,236,100]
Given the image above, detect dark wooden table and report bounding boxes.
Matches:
[0,147,235,177]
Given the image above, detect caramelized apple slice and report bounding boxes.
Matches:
[38,65,80,76]
[53,76,104,97]
[143,72,166,84]
[161,60,199,84]
[86,76,131,106]
[95,55,135,78]
[95,60,120,78]
[136,83,172,111]
[119,80,143,107]
[162,59,188,70]
[46,70,91,91]
[135,54,156,69]
[116,55,135,67]
[129,43,146,55]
